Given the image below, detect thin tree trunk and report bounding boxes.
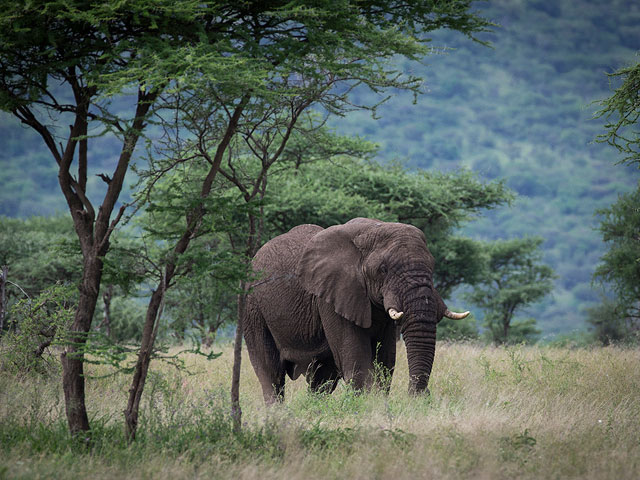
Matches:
[503,317,509,343]
[231,288,245,433]
[124,279,165,441]
[101,284,113,338]
[0,265,7,333]
[231,211,262,432]
[15,79,157,436]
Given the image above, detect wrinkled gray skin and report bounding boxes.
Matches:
[243,218,451,404]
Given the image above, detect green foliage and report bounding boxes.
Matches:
[0,215,80,340]
[595,60,640,168]
[266,154,512,236]
[590,59,640,343]
[0,283,75,374]
[0,216,80,299]
[594,185,640,308]
[265,148,512,298]
[466,238,555,344]
[165,270,240,345]
[586,297,639,346]
[102,297,146,344]
[499,318,542,345]
[133,157,251,339]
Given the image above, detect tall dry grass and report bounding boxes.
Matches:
[1,342,639,479]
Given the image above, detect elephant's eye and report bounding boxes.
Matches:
[379,263,388,275]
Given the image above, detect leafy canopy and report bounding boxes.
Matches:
[595,60,640,168]
[262,135,512,299]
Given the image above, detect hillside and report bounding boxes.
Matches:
[329,0,640,335]
[0,0,639,336]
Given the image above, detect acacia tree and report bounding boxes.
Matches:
[465,237,555,344]
[590,60,640,342]
[591,188,640,341]
[0,0,275,435]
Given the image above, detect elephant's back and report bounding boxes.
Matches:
[252,224,324,275]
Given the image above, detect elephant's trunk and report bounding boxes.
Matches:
[401,308,437,394]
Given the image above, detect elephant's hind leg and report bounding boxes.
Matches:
[243,305,286,404]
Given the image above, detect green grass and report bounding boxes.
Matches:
[1,342,639,479]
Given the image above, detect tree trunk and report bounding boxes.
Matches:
[101,284,113,338]
[230,211,262,432]
[124,283,165,441]
[502,317,509,343]
[0,265,7,333]
[231,287,245,433]
[204,315,218,348]
[61,255,103,435]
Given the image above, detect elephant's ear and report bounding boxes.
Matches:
[296,224,371,328]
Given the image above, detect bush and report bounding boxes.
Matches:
[0,283,75,374]
[437,314,479,341]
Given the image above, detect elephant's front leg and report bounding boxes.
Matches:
[317,301,375,390]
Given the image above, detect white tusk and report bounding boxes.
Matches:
[444,309,470,320]
[388,308,404,320]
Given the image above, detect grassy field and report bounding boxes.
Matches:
[1,342,639,479]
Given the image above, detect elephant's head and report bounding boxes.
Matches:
[296,217,469,394]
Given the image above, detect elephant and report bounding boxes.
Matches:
[242,217,469,404]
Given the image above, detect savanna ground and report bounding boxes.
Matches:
[1,342,639,479]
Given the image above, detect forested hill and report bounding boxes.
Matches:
[0,0,638,336]
[329,0,640,335]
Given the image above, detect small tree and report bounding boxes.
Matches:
[0,0,241,435]
[466,238,555,344]
[590,186,640,342]
[590,59,640,342]
[1,283,75,374]
[587,297,639,345]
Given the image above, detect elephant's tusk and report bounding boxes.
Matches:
[388,308,404,320]
[444,309,470,320]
